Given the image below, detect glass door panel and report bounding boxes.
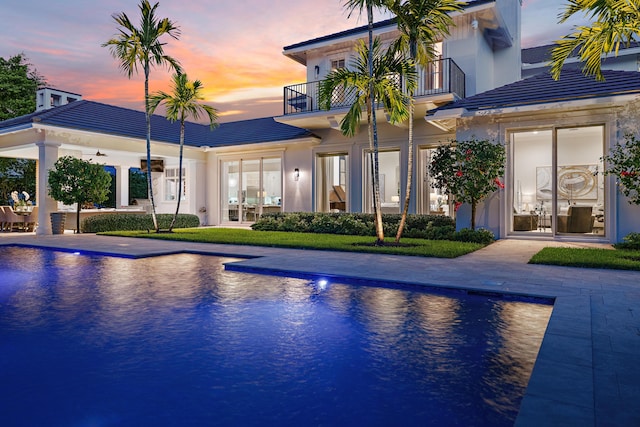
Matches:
[241,159,260,222]
[261,158,282,217]
[556,126,604,235]
[364,150,400,214]
[420,148,452,216]
[222,160,240,222]
[512,131,552,233]
[316,153,348,212]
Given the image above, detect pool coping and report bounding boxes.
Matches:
[1,235,638,426]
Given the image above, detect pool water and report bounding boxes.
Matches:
[0,247,552,426]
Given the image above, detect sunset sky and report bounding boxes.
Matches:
[0,0,590,122]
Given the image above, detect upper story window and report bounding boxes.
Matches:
[331,58,346,71]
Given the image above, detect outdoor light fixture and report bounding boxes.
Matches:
[294,168,300,181]
[314,65,320,77]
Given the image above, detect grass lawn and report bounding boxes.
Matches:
[102,227,485,258]
[530,247,640,271]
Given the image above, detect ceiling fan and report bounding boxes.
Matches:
[95,150,107,157]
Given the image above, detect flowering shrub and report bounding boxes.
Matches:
[429,139,506,230]
[602,135,640,205]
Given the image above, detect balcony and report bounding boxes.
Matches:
[282,58,465,117]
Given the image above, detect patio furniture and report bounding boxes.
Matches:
[24,206,38,232]
[0,206,6,231]
[3,206,30,231]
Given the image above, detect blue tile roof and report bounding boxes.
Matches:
[0,100,315,148]
[431,69,640,113]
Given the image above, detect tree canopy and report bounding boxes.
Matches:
[550,0,640,81]
[429,139,505,230]
[48,156,112,233]
[0,53,46,120]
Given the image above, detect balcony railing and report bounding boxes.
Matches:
[283,58,465,116]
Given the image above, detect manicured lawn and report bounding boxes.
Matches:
[102,228,485,258]
[530,247,640,271]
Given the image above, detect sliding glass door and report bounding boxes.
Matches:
[510,126,605,236]
[221,157,281,224]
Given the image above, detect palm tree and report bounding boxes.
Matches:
[343,0,391,244]
[149,73,218,231]
[319,38,416,244]
[550,0,640,81]
[103,0,181,232]
[386,0,464,243]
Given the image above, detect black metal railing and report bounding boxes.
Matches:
[283,58,465,116]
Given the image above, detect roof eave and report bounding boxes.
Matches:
[0,123,34,135]
[207,135,321,152]
[440,93,640,120]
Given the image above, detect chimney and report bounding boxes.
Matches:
[36,88,82,112]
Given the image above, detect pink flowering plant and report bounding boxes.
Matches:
[602,135,640,205]
[429,139,505,230]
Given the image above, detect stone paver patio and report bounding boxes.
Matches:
[1,233,638,426]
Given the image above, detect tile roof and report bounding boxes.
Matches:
[522,42,640,65]
[0,100,315,148]
[432,69,640,113]
[521,44,554,64]
[283,0,494,51]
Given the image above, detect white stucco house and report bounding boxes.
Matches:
[1,0,639,242]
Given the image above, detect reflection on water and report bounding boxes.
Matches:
[0,247,552,426]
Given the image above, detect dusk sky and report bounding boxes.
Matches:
[0,0,590,122]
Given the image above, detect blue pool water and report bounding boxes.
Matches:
[0,247,552,426]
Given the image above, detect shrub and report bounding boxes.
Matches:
[82,213,200,233]
[452,228,496,244]
[252,212,455,240]
[614,232,640,250]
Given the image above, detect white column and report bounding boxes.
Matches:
[115,166,127,207]
[35,140,61,235]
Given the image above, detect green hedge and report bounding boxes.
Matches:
[82,213,200,233]
[252,212,456,240]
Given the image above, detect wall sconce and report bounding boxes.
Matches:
[314,65,320,77]
[294,168,300,181]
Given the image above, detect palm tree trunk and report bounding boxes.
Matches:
[169,120,185,232]
[367,3,384,245]
[144,64,159,232]
[395,101,414,243]
[396,42,418,243]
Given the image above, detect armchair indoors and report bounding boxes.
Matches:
[557,205,594,233]
[329,185,346,212]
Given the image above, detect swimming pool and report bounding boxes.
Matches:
[0,246,552,426]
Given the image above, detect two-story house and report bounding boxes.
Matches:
[1,0,639,241]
